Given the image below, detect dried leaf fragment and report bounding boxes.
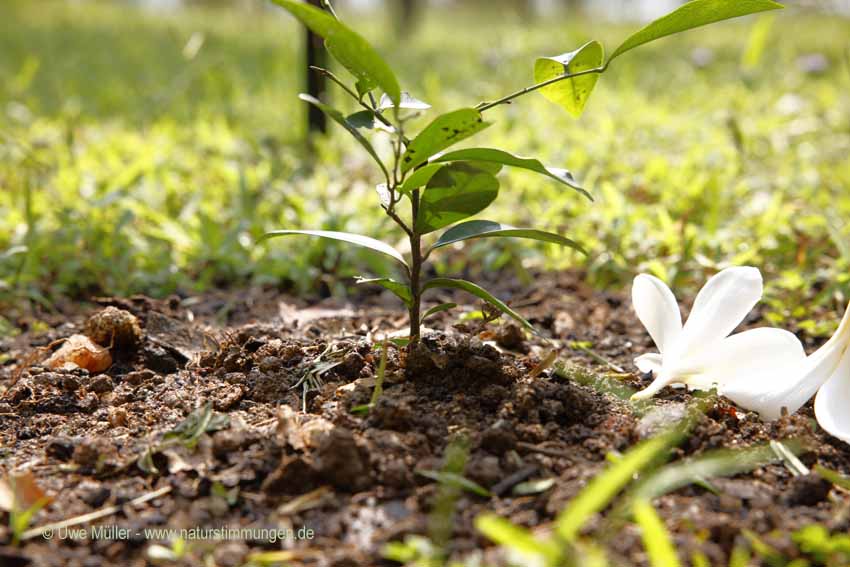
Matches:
[0,472,52,512]
[44,334,112,373]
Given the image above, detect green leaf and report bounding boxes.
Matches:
[422,302,456,321]
[416,470,491,497]
[423,277,533,332]
[475,514,561,563]
[271,0,401,105]
[401,108,490,173]
[355,78,372,100]
[415,164,500,234]
[346,109,378,130]
[535,41,604,118]
[355,276,412,307]
[630,441,800,501]
[741,14,776,70]
[431,147,591,199]
[299,95,389,179]
[609,0,784,63]
[555,430,680,541]
[633,500,681,567]
[260,230,408,267]
[430,220,585,255]
[164,403,230,449]
[400,163,444,195]
[378,92,431,111]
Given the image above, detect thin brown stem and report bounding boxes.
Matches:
[475,65,608,113]
[384,206,412,237]
[308,66,401,136]
[310,66,358,100]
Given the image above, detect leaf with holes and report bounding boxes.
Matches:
[535,40,604,118]
[431,147,590,199]
[401,109,490,173]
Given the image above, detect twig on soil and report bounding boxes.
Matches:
[770,440,809,476]
[491,465,539,496]
[11,338,66,385]
[21,485,172,541]
[516,442,575,461]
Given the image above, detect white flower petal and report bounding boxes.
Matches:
[632,274,682,354]
[814,347,850,445]
[691,328,806,390]
[636,328,803,398]
[634,353,663,374]
[631,370,677,400]
[720,307,850,420]
[678,267,763,356]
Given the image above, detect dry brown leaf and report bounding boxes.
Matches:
[0,472,52,512]
[528,349,558,379]
[44,334,112,373]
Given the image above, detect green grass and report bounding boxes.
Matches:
[1,0,849,330]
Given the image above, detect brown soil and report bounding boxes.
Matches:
[1,271,848,567]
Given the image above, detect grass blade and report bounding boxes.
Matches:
[555,429,682,541]
[630,441,802,502]
[633,499,681,567]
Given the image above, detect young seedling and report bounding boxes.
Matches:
[0,472,52,546]
[262,0,783,343]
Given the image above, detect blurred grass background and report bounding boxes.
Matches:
[1,0,849,331]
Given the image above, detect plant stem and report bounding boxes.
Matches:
[307,66,406,142]
[475,65,608,113]
[408,189,423,340]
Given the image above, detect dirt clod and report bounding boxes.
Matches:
[45,437,75,461]
[87,374,114,394]
[261,456,318,496]
[480,419,517,455]
[783,473,834,506]
[314,426,369,491]
[84,307,143,349]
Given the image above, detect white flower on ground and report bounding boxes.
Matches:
[720,302,850,444]
[630,266,804,401]
[630,265,850,445]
